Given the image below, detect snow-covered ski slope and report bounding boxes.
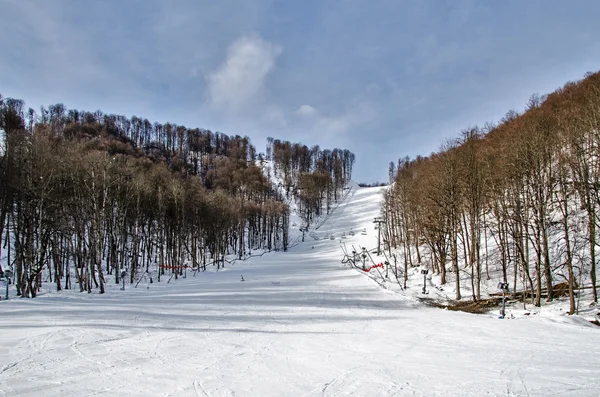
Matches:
[1,187,599,397]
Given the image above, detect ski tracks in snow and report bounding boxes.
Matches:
[319,366,416,397]
[193,379,210,397]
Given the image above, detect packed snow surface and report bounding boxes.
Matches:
[1,186,599,396]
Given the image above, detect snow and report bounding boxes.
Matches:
[1,186,599,396]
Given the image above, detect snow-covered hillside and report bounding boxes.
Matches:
[1,186,599,396]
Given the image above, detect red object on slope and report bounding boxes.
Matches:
[364,263,384,272]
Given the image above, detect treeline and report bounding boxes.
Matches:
[0,96,289,297]
[383,70,600,314]
[358,182,388,188]
[265,138,355,226]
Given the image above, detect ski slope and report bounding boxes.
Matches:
[1,186,599,396]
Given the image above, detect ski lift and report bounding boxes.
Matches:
[349,230,355,236]
[341,232,347,239]
[329,234,335,240]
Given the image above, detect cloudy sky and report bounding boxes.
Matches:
[1,0,600,182]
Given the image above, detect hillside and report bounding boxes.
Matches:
[382,70,600,315]
[0,95,354,297]
[1,185,598,396]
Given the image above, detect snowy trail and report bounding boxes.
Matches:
[1,187,599,396]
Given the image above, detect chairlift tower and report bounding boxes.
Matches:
[498,282,510,318]
[3,270,13,300]
[421,268,428,294]
[373,217,386,255]
[361,247,367,270]
[299,226,308,242]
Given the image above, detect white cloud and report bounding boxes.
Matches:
[207,35,282,111]
[296,104,318,117]
[315,116,351,136]
[263,108,287,127]
[311,101,377,138]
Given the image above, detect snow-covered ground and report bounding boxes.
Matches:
[1,186,599,396]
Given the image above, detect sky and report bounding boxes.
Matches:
[1,0,600,183]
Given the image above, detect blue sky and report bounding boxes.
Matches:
[1,0,600,182]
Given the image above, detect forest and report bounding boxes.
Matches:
[267,137,355,226]
[383,70,600,314]
[0,96,354,297]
